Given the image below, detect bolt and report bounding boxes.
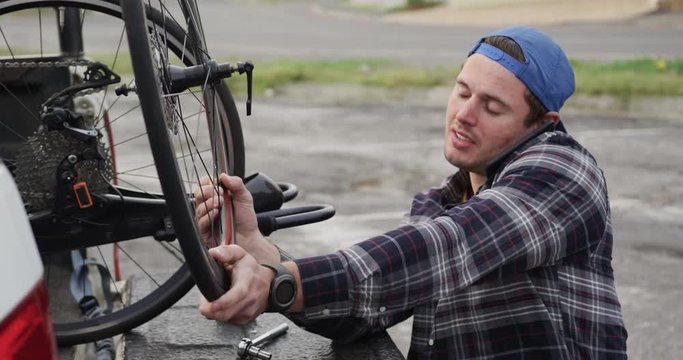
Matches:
[251,323,288,346]
[237,339,272,360]
[67,154,78,164]
[236,323,288,359]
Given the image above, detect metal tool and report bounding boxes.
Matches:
[237,323,289,359]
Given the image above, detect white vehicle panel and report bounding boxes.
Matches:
[0,163,44,321]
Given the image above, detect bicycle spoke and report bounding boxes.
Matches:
[0,119,27,141]
[38,9,43,57]
[95,246,122,301]
[176,105,196,186]
[112,176,163,201]
[180,118,220,243]
[99,98,140,129]
[116,245,161,287]
[117,147,213,176]
[180,119,214,185]
[0,26,14,58]
[95,22,127,125]
[160,241,184,262]
[117,172,201,187]
[113,132,148,148]
[0,81,41,124]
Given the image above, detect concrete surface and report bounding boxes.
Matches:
[124,276,403,359]
[64,87,683,359]
[236,87,683,358]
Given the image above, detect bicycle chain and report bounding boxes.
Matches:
[0,58,94,69]
[0,58,108,99]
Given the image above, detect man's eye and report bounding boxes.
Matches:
[458,92,470,99]
[485,101,505,115]
[485,105,501,116]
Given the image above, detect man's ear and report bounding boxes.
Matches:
[543,111,560,126]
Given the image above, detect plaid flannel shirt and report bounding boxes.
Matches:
[289,130,628,359]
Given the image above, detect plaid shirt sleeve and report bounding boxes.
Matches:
[290,132,624,356]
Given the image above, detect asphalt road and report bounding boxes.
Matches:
[2,0,683,64]
[197,0,683,63]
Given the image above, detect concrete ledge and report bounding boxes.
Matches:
[125,276,405,359]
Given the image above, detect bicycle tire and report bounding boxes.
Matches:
[0,0,244,345]
[121,0,231,299]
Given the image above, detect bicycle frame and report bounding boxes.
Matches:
[0,0,333,346]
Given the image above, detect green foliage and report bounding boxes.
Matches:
[223,57,683,98]
[225,58,455,94]
[571,57,683,75]
[403,0,443,10]
[571,58,683,97]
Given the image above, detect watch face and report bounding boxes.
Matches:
[275,280,295,304]
[263,263,296,312]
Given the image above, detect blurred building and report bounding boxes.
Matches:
[369,0,683,27]
[445,0,682,11]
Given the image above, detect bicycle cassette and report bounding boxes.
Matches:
[14,126,113,212]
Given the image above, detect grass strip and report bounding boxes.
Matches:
[223,57,683,98]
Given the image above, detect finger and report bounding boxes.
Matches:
[194,184,224,203]
[219,174,253,205]
[197,209,221,237]
[195,195,224,219]
[207,283,250,320]
[195,178,216,201]
[198,297,214,319]
[198,175,224,187]
[207,244,246,265]
[229,309,257,325]
[231,298,262,325]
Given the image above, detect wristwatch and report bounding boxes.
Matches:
[261,263,296,312]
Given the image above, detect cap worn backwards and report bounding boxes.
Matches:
[469,26,575,113]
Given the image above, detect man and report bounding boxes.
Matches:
[194,26,628,359]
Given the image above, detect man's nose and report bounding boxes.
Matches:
[455,98,478,126]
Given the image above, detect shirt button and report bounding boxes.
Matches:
[428,339,434,346]
[379,306,386,313]
[322,308,330,316]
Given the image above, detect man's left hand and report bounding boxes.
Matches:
[199,244,274,325]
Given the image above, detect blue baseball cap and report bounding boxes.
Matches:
[469,26,575,113]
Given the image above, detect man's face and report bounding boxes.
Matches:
[444,53,538,175]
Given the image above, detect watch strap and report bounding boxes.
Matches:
[261,263,296,313]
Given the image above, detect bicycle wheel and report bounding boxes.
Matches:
[122,0,233,299]
[0,0,244,345]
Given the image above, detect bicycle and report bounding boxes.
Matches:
[0,0,333,347]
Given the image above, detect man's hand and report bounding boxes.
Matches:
[199,245,273,324]
[194,174,258,245]
[194,174,279,264]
